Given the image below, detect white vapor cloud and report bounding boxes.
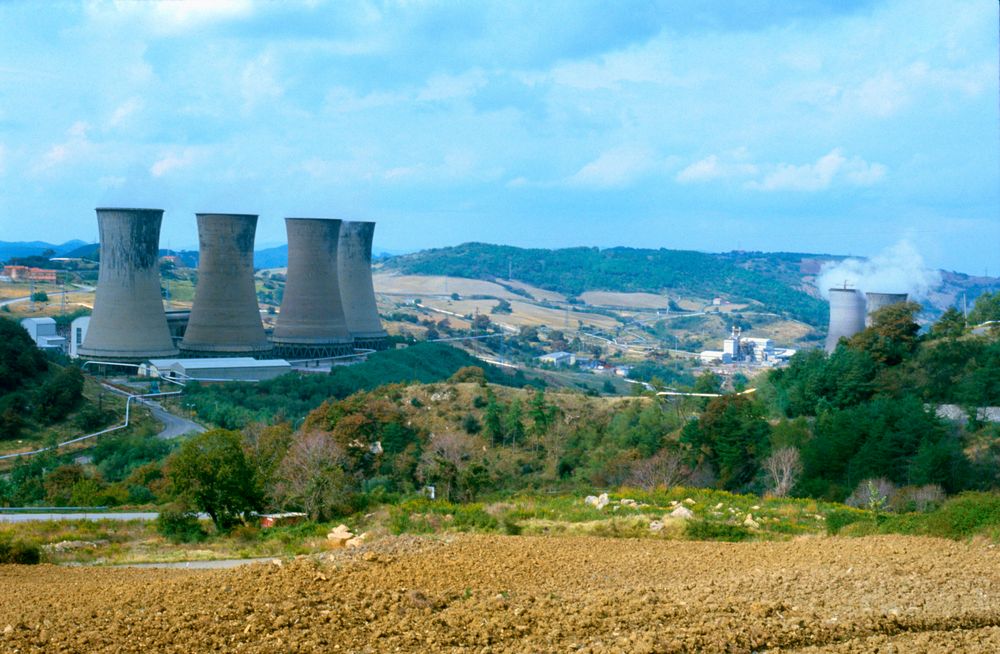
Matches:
[816,241,942,301]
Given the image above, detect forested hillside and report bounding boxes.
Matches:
[386,243,830,325]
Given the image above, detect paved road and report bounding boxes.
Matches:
[0,512,159,523]
[138,397,206,439]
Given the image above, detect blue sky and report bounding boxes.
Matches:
[0,0,996,274]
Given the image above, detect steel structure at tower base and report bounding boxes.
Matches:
[272,342,356,359]
[353,335,390,351]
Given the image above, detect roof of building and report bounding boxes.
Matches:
[147,357,291,370]
[21,317,57,325]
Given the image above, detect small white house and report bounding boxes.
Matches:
[20,317,66,351]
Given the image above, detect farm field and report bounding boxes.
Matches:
[0,533,996,652]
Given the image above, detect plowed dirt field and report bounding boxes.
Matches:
[0,534,997,653]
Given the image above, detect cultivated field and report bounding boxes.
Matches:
[0,534,996,652]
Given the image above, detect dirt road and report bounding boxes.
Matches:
[0,534,997,652]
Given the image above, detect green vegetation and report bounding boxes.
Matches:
[386,243,828,325]
[181,342,539,429]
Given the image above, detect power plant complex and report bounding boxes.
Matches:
[77,208,386,364]
[824,287,909,352]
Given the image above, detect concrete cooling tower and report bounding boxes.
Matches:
[272,218,354,358]
[865,292,908,326]
[337,221,388,350]
[180,213,272,356]
[825,287,866,353]
[78,208,178,361]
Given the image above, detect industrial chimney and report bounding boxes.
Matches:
[272,218,354,358]
[825,287,866,353]
[864,292,908,327]
[180,213,272,356]
[78,208,178,361]
[338,221,388,350]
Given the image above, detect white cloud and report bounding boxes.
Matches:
[240,52,284,109]
[417,70,487,102]
[32,122,92,173]
[95,0,254,35]
[150,149,197,178]
[565,147,657,189]
[107,97,143,129]
[747,148,886,192]
[676,149,758,184]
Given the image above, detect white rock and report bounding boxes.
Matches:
[649,521,664,532]
[743,514,760,529]
[620,498,638,508]
[684,498,696,506]
[714,503,724,510]
[669,505,694,519]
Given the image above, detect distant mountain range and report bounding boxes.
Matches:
[0,240,90,262]
[0,240,397,270]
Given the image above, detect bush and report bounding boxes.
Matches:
[825,509,866,535]
[0,537,41,564]
[685,520,752,542]
[921,492,1000,539]
[156,508,207,543]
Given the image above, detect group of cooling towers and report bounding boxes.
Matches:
[77,208,388,363]
[825,286,910,353]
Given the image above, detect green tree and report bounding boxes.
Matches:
[929,307,966,339]
[529,389,556,436]
[847,302,921,366]
[968,291,1000,325]
[167,429,262,531]
[483,390,503,445]
[34,365,84,423]
[681,395,770,491]
[503,398,525,446]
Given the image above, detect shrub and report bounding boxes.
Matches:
[156,507,207,543]
[826,509,865,535]
[685,520,752,542]
[0,537,41,564]
[922,492,1000,539]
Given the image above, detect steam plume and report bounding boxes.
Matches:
[817,241,941,301]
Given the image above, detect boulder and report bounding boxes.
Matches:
[683,498,696,506]
[649,520,664,532]
[585,493,610,510]
[327,524,354,548]
[743,514,760,530]
[346,532,368,549]
[669,505,694,519]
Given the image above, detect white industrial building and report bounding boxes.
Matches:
[69,315,90,358]
[701,327,796,366]
[140,357,292,382]
[20,317,66,351]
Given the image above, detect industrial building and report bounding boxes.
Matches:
[338,221,388,350]
[77,208,178,362]
[20,317,66,351]
[140,357,292,382]
[69,315,90,358]
[181,213,272,356]
[272,218,354,358]
[700,326,795,365]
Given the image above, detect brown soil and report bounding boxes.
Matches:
[0,534,997,653]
